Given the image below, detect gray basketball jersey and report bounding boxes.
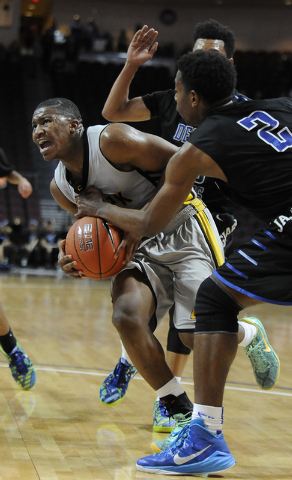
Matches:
[54,125,159,210]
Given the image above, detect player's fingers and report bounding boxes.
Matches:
[59,259,84,278]
[137,24,148,38]
[144,29,158,46]
[59,239,66,254]
[114,239,126,259]
[149,41,158,53]
[123,247,134,264]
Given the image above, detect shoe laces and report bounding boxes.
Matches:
[167,412,192,441]
[106,361,132,388]
[245,342,270,371]
[9,350,28,375]
[164,424,190,453]
[174,411,192,428]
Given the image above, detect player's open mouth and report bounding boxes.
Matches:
[39,140,53,154]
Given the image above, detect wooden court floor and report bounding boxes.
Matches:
[0,272,291,480]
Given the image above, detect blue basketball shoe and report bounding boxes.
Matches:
[136,417,236,475]
[0,342,36,390]
[100,358,137,406]
[152,399,175,433]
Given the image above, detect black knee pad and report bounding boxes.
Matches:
[195,276,243,333]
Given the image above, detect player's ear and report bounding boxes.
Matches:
[191,90,199,106]
[69,120,79,133]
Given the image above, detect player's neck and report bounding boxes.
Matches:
[203,95,234,117]
[62,139,84,173]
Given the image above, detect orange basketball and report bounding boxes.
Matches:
[65,216,126,279]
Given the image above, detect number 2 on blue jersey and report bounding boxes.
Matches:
[237,110,292,152]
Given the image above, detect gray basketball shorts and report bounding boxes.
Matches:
[113,203,224,331]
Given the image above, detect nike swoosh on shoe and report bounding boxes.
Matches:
[173,445,211,465]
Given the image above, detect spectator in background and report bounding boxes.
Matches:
[41,22,56,71]
[3,216,29,266]
[38,219,63,268]
[117,29,129,52]
[0,148,33,266]
[22,219,41,267]
[83,17,100,52]
[0,221,12,268]
[70,14,83,37]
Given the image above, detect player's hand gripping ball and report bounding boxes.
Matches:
[65,216,126,279]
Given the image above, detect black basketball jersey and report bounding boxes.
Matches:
[142,89,248,213]
[187,97,292,223]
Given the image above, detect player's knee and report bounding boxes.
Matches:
[167,325,192,354]
[195,276,242,334]
[112,303,146,333]
[178,331,194,351]
[112,307,135,332]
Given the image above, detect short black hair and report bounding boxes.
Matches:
[34,98,83,122]
[193,19,235,59]
[177,50,237,104]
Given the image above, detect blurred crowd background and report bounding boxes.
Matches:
[0,1,290,270]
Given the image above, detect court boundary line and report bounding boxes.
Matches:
[0,363,290,397]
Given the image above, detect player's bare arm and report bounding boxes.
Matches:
[76,143,227,237]
[100,123,178,171]
[102,25,158,122]
[50,179,77,214]
[7,171,33,198]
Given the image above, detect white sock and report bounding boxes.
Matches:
[120,341,132,365]
[238,320,257,347]
[192,403,223,435]
[156,377,184,399]
[156,376,181,401]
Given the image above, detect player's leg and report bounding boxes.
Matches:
[112,268,175,389]
[137,225,284,475]
[152,306,191,433]
[0,304,36,390]
[166,305,191,377]
[136,277,247,475]
[102,268,193,419]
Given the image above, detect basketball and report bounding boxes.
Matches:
[65,216,126,279]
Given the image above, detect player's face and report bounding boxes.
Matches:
[32,107,74,161]
[193,38,227,56]
[174,71,200,126]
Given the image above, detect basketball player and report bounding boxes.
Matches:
[100,20,242,430]
[32,98,279,455]
[74,50,291,475]
[0,148,36,390]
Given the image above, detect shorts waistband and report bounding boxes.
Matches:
[162,199,206,235]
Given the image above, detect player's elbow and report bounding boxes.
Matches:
[102,107,119,122]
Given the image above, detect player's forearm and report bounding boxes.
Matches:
[6,170,22,184]
[102,62,139,121]
[96,201,151,236]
